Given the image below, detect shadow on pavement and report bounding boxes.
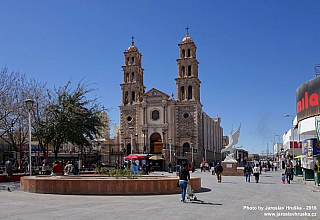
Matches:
[258,182,276,184]
[219,181,237,184]
[196,187,211,193]
[189,199,222,206]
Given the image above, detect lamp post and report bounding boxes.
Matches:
[191,143,194,163]
[284,115,295,161]
[25,99,34,176]
[129,127,134,171]
[169,138,172,164]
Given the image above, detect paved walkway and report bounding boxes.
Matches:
[0,170,319,220]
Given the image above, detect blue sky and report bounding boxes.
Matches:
[1,1,320,154]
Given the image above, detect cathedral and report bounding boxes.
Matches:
[119,30,223,170]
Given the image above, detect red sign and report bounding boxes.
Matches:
[296,77,320,122]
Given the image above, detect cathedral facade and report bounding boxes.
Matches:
[119,31,223,169]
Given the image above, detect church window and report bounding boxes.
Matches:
[180,86,185,100]
[188,86,192,100]
[127,116,133,122]
[183,143,190,154]
[181,66,185,76]
[131,72,135,82]
[132,57,135,64]
[181,49,185,58]
[151,110,160,121]
[187,49,191,57]
[124,91,128,105]
[183,113,189,119]
[188,65,191,76]
[131,91,135,104]
[126,73,129,83]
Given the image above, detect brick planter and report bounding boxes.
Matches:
[20,175,201,195]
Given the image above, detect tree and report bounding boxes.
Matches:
[45,80,104,160]
[0,67,47,157]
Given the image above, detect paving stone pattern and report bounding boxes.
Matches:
[0,170,319,220]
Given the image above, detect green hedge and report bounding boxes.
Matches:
[94,167,142,179]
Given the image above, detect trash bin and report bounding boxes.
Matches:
[303,169,314,180]
[314,171,320,186]
[294,166,303,175]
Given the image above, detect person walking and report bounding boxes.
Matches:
[5,158,13,181]
[178,163,190,203]
[285,163,293,184]
[214,162,223,183]
[252,164,260,183]
[200,162,203,172]
[244,163,253,182]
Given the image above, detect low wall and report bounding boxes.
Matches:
[20,175,201,195]
[0,173,26,182]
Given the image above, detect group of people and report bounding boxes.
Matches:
[243,163,260,183]
[51,160,78,176]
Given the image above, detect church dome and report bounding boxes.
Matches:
[182,35,194,43]
[128,45,138,52]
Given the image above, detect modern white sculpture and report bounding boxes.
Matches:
[222,124,242,162]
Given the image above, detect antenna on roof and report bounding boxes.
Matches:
[315,64,320,78]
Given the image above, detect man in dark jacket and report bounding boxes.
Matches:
[244,163,253,182]
[214,162,223,183]
[285,163,293,184]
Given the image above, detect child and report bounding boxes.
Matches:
[281,173,286,184]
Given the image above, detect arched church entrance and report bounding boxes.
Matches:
[149,132,163,171]
[150,133,162,154]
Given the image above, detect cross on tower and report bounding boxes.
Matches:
[185,26,189,36]
[131,36,135,45]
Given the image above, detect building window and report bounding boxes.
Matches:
[132,57,135,64]
[188,65,191,76]
[181,49,185,58]
[131,91,135,104]
[127,116,133,122]
[131,72,135,82]
[126,73,129,83]
[188,86,192,100]
[183,143,190,154]
[127,57,129,65]
[180,86,185,100]
[183,113,189,119]
[124,91,128,105]
[187,49,190,57]
[151,110,160,120]
[181,66,185,76]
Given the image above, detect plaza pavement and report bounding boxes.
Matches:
[0,169,319,220]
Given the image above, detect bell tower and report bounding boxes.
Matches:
[120,36,145,105]
[175,27,201,104]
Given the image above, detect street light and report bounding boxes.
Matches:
[284,115,295,162]
[25,99,34,176]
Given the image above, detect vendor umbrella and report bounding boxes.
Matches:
[124,154,139,160]
[149,155,164,160]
